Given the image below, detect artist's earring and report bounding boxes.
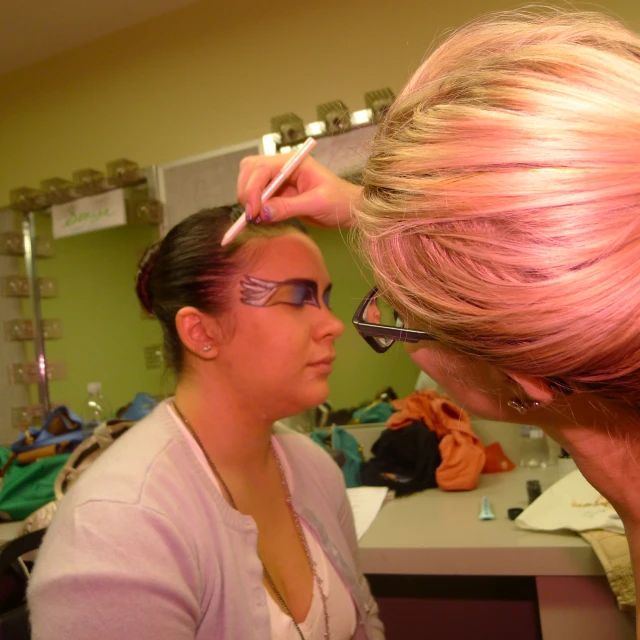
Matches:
[203,345,212,353]
[507,398,541,414]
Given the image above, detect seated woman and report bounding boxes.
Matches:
[27,207,384,640]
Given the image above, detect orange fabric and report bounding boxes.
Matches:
[387,389,486,491]
[482,442,516,474]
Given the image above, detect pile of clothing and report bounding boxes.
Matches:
[0,393,157,522]
[320,388,515,497]
[363,388,490,495]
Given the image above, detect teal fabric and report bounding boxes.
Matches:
[0,448,70,521]
[310,426,362,488]
[352,401,395,424]
[120,393,158,421]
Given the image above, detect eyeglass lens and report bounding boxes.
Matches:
[363,294,404,349]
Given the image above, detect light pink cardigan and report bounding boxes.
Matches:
[27,401,384,639]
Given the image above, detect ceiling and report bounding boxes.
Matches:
[0,0,202,75]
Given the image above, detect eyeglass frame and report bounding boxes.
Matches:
[351,287,436,354]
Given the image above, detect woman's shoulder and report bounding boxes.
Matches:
[60,402,204,514]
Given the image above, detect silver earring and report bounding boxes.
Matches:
[203,345,212,352]
[507,398,540,414]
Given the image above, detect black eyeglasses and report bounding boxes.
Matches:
[351,287,436,353]
[352,286,575,396]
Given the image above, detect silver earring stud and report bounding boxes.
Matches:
[507,398,540,414]
[203,345,212,352]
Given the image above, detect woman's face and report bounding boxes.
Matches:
[218,232,344,418]
[405,341,513,417]
[404,340,566,427]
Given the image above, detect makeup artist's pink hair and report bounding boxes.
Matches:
[356,8,640,403]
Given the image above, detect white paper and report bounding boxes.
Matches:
[52,189,126,239]
[516,469,624,535]
[346,486,389,540]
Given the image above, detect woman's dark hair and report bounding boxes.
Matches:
[135,206,303,372]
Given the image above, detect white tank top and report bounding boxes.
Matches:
[170,407,358,639]
[265,519,357,639]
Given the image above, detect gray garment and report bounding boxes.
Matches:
[28,401,385,640]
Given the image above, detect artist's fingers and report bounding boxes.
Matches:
[238,155,289,221]
[258,189,323,223]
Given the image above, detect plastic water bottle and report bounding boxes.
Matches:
[81,382,113,426]
[519,425,550,468]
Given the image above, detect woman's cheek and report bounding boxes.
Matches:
[406,344,512,421]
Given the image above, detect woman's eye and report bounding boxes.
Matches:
[302,287,316,303]
[287,284,318,307]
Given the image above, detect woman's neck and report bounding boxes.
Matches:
[173,377,274,473]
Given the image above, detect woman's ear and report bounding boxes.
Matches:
[505,371,555,404]
[175,307,221,358]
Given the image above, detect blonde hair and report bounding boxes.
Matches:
[356,8,640,403]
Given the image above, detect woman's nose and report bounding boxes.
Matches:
[329,311,345,338]
[320,308,344,339]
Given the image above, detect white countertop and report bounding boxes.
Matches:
[358,466,603,578]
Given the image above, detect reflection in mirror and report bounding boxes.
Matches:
[364,297,381,325]
[364,294,402,329]
[363,294,404,350]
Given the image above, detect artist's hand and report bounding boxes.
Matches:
[237,153,360,229]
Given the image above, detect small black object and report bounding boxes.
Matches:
[328,449,347,468]
[376,386,398,402]
[527,480,542,504]
[508,507,524,521]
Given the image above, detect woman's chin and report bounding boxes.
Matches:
[438,384,513,423]
[277,386,331,421]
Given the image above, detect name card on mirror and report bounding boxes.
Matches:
[52,188,126,239]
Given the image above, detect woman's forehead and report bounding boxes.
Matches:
[244,234,330,282]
